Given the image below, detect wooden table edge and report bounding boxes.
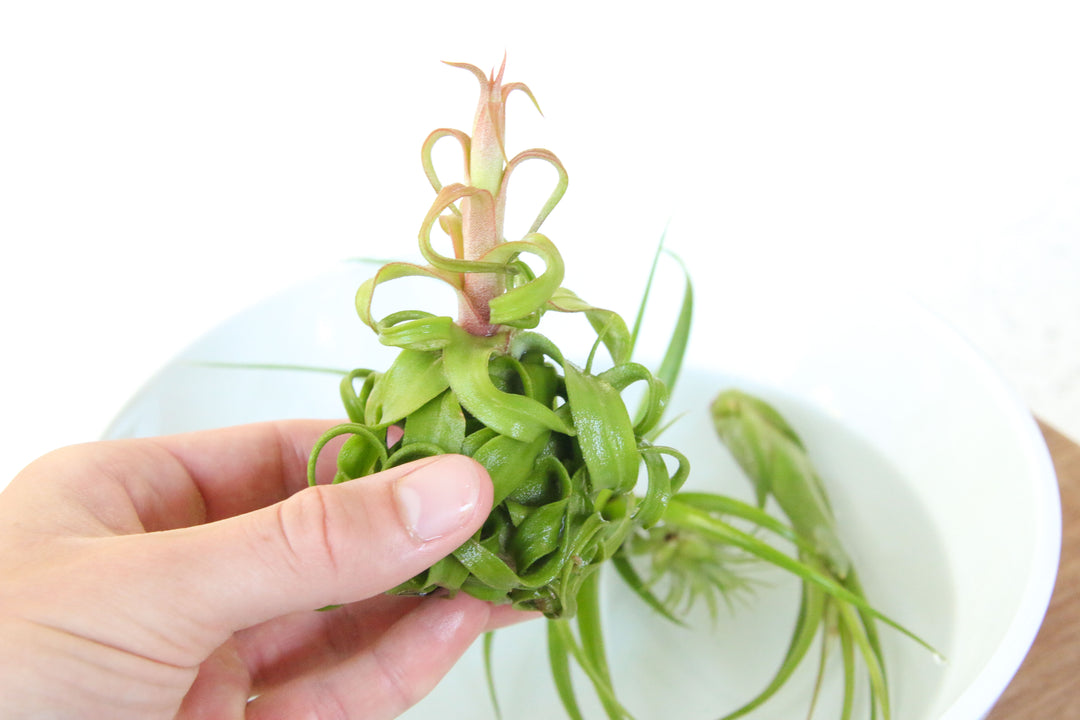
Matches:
[984,421,1080,718]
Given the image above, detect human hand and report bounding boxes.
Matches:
[0,420,528,720]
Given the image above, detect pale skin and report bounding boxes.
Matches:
[0,420,531,719]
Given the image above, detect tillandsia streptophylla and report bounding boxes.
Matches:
[308,57,687,620]
[307,58,934,720]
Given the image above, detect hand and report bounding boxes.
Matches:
[0,420,527,720]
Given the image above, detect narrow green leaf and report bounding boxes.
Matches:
[806,607,832,720]
[548,622,586,720]
[598,363,668,439]
[402,390,466,453]
[506,448,570,506]
[720,584,827,720]
[444,329,574,442]
[629,230,666,355]
[844,569,890,687]
[189,360,349,375]
[553,614,635,720]
[354,261,463,335]
[644,409,688,443]
[473,430,551,505]
[417,184,508,275]
[486,233,565,325]
[710,389,851,577]
[422,554,470,591]
[365,349,449,426]
[839,618,857,720]
[639,446,690,517]
[499,148,569,235]
[563,362,639,494]
[576,571,625,720]
[654,249,692,395]
[452,538,522,592]
[839,602,892,720]
[663,499,938,654]
[345,255,404,266]
[632,448,674,529]
[339,369,376,424]
[376,311,459,352]
[306,424,388,487]
[421,128,471,203]
[385,442,444,468]
[483,632,503,720]
[546,287,631,366]
[674,492,812,554]
[611,555,686,627]
[335,432,389,481]
[510,501,568,572]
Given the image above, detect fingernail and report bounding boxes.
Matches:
[394,456,483,542]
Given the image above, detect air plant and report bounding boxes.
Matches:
[307,58,933,720]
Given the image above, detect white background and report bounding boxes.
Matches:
[2,1,1079,486]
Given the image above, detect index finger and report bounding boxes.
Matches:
[144,419,346,524]
[5,419,346,535]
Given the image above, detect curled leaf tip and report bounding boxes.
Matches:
[443,60,489,86]
[503,81,543,116]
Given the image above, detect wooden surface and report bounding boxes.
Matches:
[986,422,1080,718]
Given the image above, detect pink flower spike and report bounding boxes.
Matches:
[433,58,550,336]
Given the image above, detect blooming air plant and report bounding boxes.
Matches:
[306,59,935,719]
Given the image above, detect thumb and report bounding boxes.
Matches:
[142,454,492,638]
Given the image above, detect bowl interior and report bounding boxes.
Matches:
[106,260,1060,719]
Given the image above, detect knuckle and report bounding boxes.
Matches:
[370,645,421,714]
[271,486,347,578]
[302,684,353,720]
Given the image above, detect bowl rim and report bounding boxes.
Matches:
[940,391,1061,719]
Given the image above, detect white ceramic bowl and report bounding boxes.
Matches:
[106,256,1060,719]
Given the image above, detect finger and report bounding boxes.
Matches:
[236,594,424,692]
[10,420,342,535]
[123,454,493,647]
[235,595,539,694]
[174,639,249,720]
[142,419,345,525]
[245,593,495,720]
[485,603,541,631]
